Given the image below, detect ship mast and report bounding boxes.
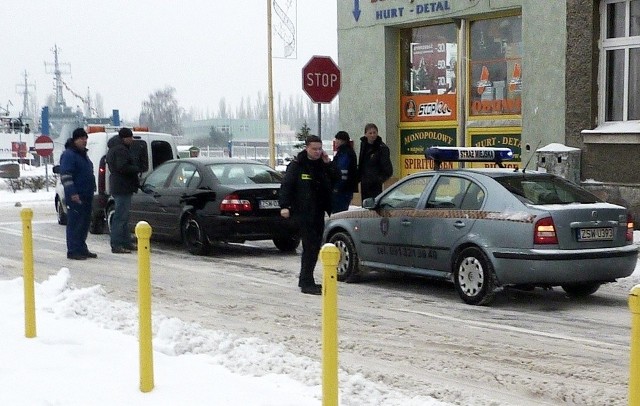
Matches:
[16,70,36,119]
[44,44,71,112]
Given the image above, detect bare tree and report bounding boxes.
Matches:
[139,86,183,136]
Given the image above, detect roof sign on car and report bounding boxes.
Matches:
[426,147,513,170]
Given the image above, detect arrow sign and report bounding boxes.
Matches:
[353,0,361,22]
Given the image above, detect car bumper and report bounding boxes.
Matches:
[203,215,297,242]
[490,245,638,285]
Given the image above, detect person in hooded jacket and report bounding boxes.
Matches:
[59,128,97,260]
[106,127,140,254]
[357,123,393,200]
[279,135,340,295]
[331,130,358,213]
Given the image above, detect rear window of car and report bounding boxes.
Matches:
[495,175,601,205]
[207,163,284,185]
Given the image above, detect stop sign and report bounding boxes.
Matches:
[34,135,54,157]
[302,56,341,103]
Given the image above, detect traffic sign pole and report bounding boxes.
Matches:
[317,103,322,139]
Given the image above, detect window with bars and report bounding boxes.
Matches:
[601,0,640,122]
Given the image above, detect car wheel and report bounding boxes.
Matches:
[453,247,496,305]
[273,236,300,252]
[56,199,67,225]
[106,204,116,234]
[89,212,105,234]
[181,213,210,255]
[328,231,360,282]
[561,283,601,298]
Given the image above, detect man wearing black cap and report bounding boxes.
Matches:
[106,127,140,253]
[331,131,358,213]
[59,128,97,260]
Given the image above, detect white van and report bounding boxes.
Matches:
[53,126,179,234]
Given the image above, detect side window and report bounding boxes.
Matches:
[151,140,176,169]
[426,176,478,209]
[378,176,432,209]
[143,162,178,190]
[169,163,198,188]
[460,182,485,210]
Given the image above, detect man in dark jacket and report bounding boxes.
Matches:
[106,127,140,253]
[331,130,358,213]
[358,123,393,200]
[59,128,97,260]
[279,135,339,295]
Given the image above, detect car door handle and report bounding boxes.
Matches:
[402,219,411,226]
[454,220,466,228]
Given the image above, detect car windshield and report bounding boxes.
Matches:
[207,163,283,185]
[495,175,601,205]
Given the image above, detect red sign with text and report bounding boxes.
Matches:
[302,56,341,103]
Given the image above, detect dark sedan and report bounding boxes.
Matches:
[115,158,300,255]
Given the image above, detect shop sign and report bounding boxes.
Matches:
[400,127,457,176]
[468,133,521,168]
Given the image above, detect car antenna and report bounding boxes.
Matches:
[520,140,542,174]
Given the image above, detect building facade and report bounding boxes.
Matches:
[337,0,640,220]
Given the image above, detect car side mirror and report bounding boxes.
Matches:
[362,198,376,209]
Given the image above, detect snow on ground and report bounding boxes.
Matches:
[1,164,639,405]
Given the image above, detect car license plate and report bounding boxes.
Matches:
[259,199,280,209]
[577,227,613,241]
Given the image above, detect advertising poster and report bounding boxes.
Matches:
[401,94,457,122]
[400,127,457,177]
[468,16,523,116]
[467,131,521,169]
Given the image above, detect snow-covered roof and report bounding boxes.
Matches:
[536,143,580,152]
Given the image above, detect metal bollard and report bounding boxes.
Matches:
[135,221,154,393]
[630,285,640,406]
[320,243,340,406]
[21,208,36,338]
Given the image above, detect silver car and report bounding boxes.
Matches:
[323,147,638,305]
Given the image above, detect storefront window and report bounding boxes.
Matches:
[602,0,640,122]
[400,24,458,122]
[469,16,523,116]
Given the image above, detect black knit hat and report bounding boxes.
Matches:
[335,131,350,142]
[118,127,133,138]
[72,128,88,140]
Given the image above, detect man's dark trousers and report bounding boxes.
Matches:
[298,216,324,288]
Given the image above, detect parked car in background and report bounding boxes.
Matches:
[120,157,300,255]
[323,147,638,305]
[53,126,178,234]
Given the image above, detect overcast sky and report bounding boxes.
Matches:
[1,1,337,122]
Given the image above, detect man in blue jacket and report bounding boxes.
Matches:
[331,131,358,213]
[59,128,97,260]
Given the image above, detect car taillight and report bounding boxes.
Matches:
[97,156,106,194]
[534,216,558,244]
[627,213,634,242]
[220,194,252,213]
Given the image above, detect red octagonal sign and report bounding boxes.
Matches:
[302,56,341,104]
